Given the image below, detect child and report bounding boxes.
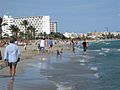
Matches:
[57,49,60,56]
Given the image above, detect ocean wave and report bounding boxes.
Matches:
[56,83,72,90]
[117,49,120,51]
[104,50,109,53]
[80,63,85,66]
[94,73,100,78]
[101,48,110,51]
[105,42,111,45]
[99,52,106,56]
[89,50,101,52]
[79,59,87,63]
[90,66,98,71]
[81,55,94,60]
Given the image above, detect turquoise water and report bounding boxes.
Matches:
[1,40,119,90]
[38,40,120,90]
[87,40,120,90]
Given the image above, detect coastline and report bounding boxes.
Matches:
[0,41,69,70]
[0,40,120,90]
[0,42,70,90]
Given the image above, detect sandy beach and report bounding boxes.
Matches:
[0,41,71,90]
[1,40,120,90]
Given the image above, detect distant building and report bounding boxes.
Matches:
[63,32,79,38]
[87,32,103,39]
[14,16,50,35]
[50,21,57,33]
[2,15,14,36]
[2,15,57,37]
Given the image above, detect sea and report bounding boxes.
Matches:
[27,40,120,90]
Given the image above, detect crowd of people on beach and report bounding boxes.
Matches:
[0,37,89,80]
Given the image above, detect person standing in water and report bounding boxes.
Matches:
[4,38,20,80]
[70,39,75,54]
[48,38,53,53]
[40,38,46,52]
[82,39,88,52]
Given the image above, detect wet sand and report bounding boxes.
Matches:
[0,43,96,90]
[0,53,58,90]
[0,43,69,90]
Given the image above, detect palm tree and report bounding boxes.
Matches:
[21,20,29,39]
[19,31,25,40]
[3,33,9,39]
[9,25,20,39]
[0,17,7,39]
[27,25,36,40]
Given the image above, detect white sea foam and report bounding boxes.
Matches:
[89,50,101,52]
[117,49,120,51]
[101,48,110,51]
[99,52,107,56]
[90,67,98,71]
[104,50,109,53]
[80,63,85,66]
[56,83,72,90]
[105,42,110,45]
[99,52,104,55]
[82,55,94,60]
[79,59,88,63]
[94,73,100,78]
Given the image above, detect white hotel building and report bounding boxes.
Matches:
[2,15,14,36]
[2,15,57,36]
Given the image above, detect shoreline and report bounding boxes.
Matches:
[0,40,119,90]
[0,42,70,69]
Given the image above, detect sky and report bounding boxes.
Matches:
[1,0,120,33]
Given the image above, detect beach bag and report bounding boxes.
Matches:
[17,57,20,62]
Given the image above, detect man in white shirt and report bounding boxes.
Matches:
[4,38,20,80]
[39,38,46,52]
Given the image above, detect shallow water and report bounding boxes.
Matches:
[38,40,120,90]
[0,40,120,90]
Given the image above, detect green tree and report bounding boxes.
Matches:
[21,20,29,39]
[50,32,66,39]
[3,33,9,39]
[27,25,36,40]
[9,25,20,39]
[43,32,47,38]
[19,31,25,40]
[38,32,44,38]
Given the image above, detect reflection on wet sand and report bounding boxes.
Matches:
[7,80,14,90]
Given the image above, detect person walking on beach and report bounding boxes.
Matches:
[82,39,88,52]
[70,39,75,54]
[4,38,20,80]
[39,38,46,53]
[48,38,53,52]
[24,42,27,51]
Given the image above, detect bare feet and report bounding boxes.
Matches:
[10,77,14,80]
